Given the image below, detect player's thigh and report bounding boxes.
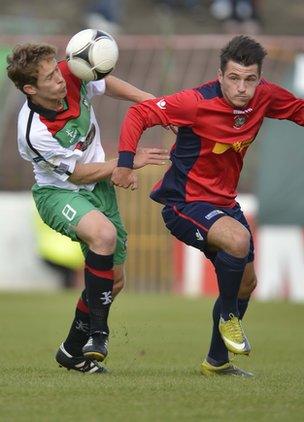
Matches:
[32,185,97,242]
[238,261,257,298]
[80,180,127,265]
[161,202,227,253]
[76,209,117,249]
[207,215,251,257]
[162,201,254,262]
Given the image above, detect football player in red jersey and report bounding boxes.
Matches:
[112,35,304,377]
[7,43,169,374]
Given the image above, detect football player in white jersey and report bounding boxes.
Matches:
[7,43,169,374]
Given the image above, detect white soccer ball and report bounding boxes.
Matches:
[66,29,119,81]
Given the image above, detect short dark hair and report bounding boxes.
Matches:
[7,43,57,93]
[220,35,267,74]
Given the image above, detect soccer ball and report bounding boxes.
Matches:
[66,29,119,81]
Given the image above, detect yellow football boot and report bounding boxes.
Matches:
[200,359,253,377]
[219,313,251,355]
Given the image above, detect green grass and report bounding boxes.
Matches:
[0,292,303,422]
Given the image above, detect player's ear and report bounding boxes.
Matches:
[217,68,223,83]
[23,84,37,95]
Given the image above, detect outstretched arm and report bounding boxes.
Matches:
[111,90,200,188]
[105,75,155,103]
[68,147,169,185]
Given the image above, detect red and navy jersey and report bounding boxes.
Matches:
[118,79,304,207]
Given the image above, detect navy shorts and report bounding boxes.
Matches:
[162,201,254,264]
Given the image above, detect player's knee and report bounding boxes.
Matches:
[89,222,117,253]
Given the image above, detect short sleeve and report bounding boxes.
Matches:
[86,79,106,99]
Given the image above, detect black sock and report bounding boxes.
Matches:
[63,291,90,356]
[214,251,247,320]
[85,249,114,335]
[207,297,229,365]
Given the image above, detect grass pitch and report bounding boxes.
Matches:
[0,291,303,421]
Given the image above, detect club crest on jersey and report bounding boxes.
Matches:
[232,107,252,129]
[75,123,96,151]
[233,115,246,128]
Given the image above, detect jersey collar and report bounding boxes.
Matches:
[27,97,68,121]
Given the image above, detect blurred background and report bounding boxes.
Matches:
[1,0,304,301]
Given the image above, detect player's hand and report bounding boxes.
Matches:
[133,147,170,169]
[111,167,134,188]
[129,172,138,190]
[163,125,178,135]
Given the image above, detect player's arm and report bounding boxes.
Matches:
[105,75,155,102]
[266,82,304,125]
[68,147,169,185]
[68,159,117,184]
[111,90,200,188]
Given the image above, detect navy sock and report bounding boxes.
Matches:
[207,297,229,365]
[64,292,90,356]
[85,250,114,335]
[214,251,247,320]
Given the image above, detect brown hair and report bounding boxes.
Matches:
[220,35,267,75]
[7,43,57,93]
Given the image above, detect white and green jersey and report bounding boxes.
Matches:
[18,61,106,191]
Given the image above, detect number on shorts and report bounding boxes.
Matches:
[62,204,76,221]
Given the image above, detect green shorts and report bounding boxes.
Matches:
[32,180,127,265]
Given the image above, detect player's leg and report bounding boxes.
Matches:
[162,202,250,360]
[68,209,115,361]
[55,290,106,373]
[206,215,253,355]
[237,261,257,318]
[203,261,256,377]
[61,264,125,366]
[79,179,128,361]
[62,186,127,366]
[113,264,126,297]
[207,216,250,317]
[34,185,117,361]
[32,185,115,371]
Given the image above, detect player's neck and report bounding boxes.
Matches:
[30,96,65,112]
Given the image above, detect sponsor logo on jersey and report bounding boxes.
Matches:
[156,99,166,110]
[212,138,254,154]
[65,128,79,144]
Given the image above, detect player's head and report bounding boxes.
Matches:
[218,35,267,108]
[7,43,66,107]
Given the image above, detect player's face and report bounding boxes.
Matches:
[218,60,260,108]
[26,58,67,108]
